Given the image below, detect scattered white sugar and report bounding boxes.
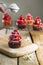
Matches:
[23,37,31,42]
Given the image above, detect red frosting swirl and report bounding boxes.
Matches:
[2,13,12,26]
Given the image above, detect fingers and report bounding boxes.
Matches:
[0,5,5,13]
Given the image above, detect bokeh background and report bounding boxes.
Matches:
[0,0,43,27]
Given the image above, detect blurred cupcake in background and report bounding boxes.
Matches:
[33,16,43,31]
[26,13,34,25]
[25,13,34,30]
[16,15,27,29]
[2,13,12,27]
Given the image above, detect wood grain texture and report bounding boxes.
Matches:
[0,52,39,65]
[30,30,43,65]
[0,29,39,65]
[0,29,38,57]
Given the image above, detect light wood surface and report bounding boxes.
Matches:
[0,29,39,65]
[30,30,43,65]
[0,29,38,57]
[0,52,39,65]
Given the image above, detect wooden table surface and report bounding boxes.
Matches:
[0,28,39,65]
[30,30,43,65]
[0,28,38,57]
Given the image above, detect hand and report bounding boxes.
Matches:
[0,4,5,13]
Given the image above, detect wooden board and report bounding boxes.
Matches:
[30,30,43,65]
[0,29,38,57]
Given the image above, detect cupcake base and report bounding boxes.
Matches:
[17,24,26,29]
[33,25,42,31]
[8,41,21,48]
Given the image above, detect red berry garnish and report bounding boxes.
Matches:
[14,29,18,32]
[2,13,12,26]
[9,29,22,41]
[11,32,15,34]
[26,13,33,20]
[18,15,24,20]
[34,16,42,26]
[16,15,26,25]
[36,16,41,23]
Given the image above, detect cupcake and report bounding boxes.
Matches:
[33,16,43,30]
[26,13,34,25]
[16,15,27,29]
[8,29,22,48]
[2,13,12,27]
[25,13,34,30]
